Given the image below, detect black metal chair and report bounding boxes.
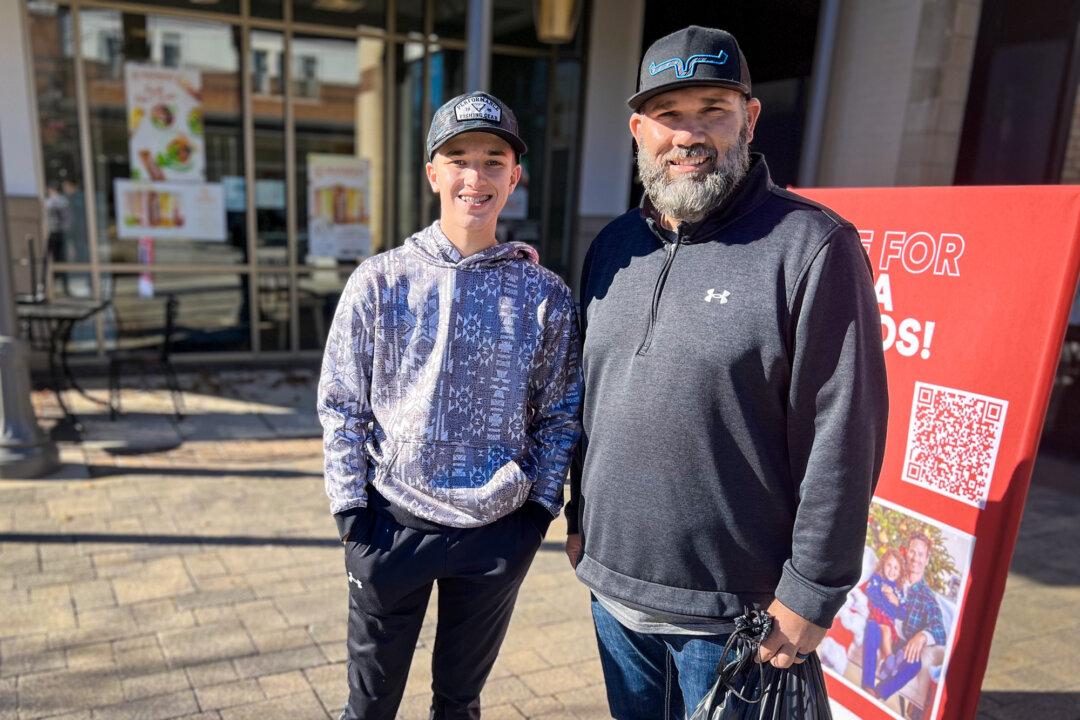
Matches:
[107,293,185,421]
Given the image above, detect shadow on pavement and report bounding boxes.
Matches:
[1004,451,1080,587]
[0,531,567,554]
[86,465,321,479]
[977,691,1080,719]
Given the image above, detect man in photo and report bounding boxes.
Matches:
[862,533,948,700]
[318,91,583,720]
[564,25,889,717]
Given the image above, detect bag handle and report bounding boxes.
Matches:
[714,607,773,705]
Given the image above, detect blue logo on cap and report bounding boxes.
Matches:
[649,50,729,79]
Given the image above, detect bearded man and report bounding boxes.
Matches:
[563,26,889,718]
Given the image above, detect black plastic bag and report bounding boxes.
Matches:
[689,609,833,720]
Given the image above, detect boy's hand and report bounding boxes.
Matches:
[565,533,582,569]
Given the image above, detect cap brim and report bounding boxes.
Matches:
[428,125,528,160]
[627,79,751,111]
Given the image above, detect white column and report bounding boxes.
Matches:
[577,0,644,218]
[0,133,59,479]
[570,0,644,291]
[0,1,43,198]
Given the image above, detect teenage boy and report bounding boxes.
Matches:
[318,91,582,720]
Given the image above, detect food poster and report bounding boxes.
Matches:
[125,63,205,182]
[114,179,226,241]
[306,154,371,260]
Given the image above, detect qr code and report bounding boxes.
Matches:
[902,382,1008,508]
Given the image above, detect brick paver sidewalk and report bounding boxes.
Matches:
[0,368,1076,719]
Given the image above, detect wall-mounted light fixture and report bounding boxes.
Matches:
[534,0,581,44]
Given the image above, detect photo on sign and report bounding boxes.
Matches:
[902,382,1008,508]
[818,499,975,720]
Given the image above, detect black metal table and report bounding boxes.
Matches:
[17,298,112,432]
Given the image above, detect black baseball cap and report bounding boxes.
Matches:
[628,26,752,111]
[426,91,528,160]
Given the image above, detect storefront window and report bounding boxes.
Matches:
[80,10,247,266]
[433,0,544,47]
[544,56,584,277]
[294,34,386,265]
[395,40,425,244]
[252,29,288,267]
[492,0,545,48]
[27,2,89,264]
[429,45,465,109]
[108,0,241,15]
[490,53,547,250]
[250,0,283,20]
[298,269,351,350]
[48,273,99,356]
[293,0,386,32]
[101,272,251,353]
[256,272,292,351]
[25,0,584,359]
[396,0,425,34]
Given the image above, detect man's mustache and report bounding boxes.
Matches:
[660,145,717,164]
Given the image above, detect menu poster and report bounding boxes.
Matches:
[307,154,371,260]
[115,179,226,241]
[125,63,205,183]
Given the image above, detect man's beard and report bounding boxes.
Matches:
[637,123,751,225]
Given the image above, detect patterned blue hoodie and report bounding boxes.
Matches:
[318,221,583,530]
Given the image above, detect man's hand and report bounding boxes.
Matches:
[565,533,583,569]
[903,631,929,664]
[755,598,828,668]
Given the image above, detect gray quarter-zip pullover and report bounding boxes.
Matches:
[567,156,888,627]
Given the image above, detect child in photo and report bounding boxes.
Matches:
[862,549,906,674]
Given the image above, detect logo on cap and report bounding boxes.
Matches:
[648,50,729,79]
[454,96,502,123]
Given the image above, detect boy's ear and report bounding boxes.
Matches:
[508,163,522,194]
[425,161,439,192]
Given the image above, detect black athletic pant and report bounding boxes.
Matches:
[340,501,544,720]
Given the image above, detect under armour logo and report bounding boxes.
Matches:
[347,572,363,590]
[704,289,730,304]
[649,51,729,79]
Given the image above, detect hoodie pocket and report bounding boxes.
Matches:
[383,439,533,516]
[370,438,403,485]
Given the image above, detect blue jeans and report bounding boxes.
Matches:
[591,598,732,720]
[860,620,922,700]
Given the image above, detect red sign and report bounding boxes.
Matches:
[793,187,1080,720]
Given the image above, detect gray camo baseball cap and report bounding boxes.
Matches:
[426,91,528,160]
